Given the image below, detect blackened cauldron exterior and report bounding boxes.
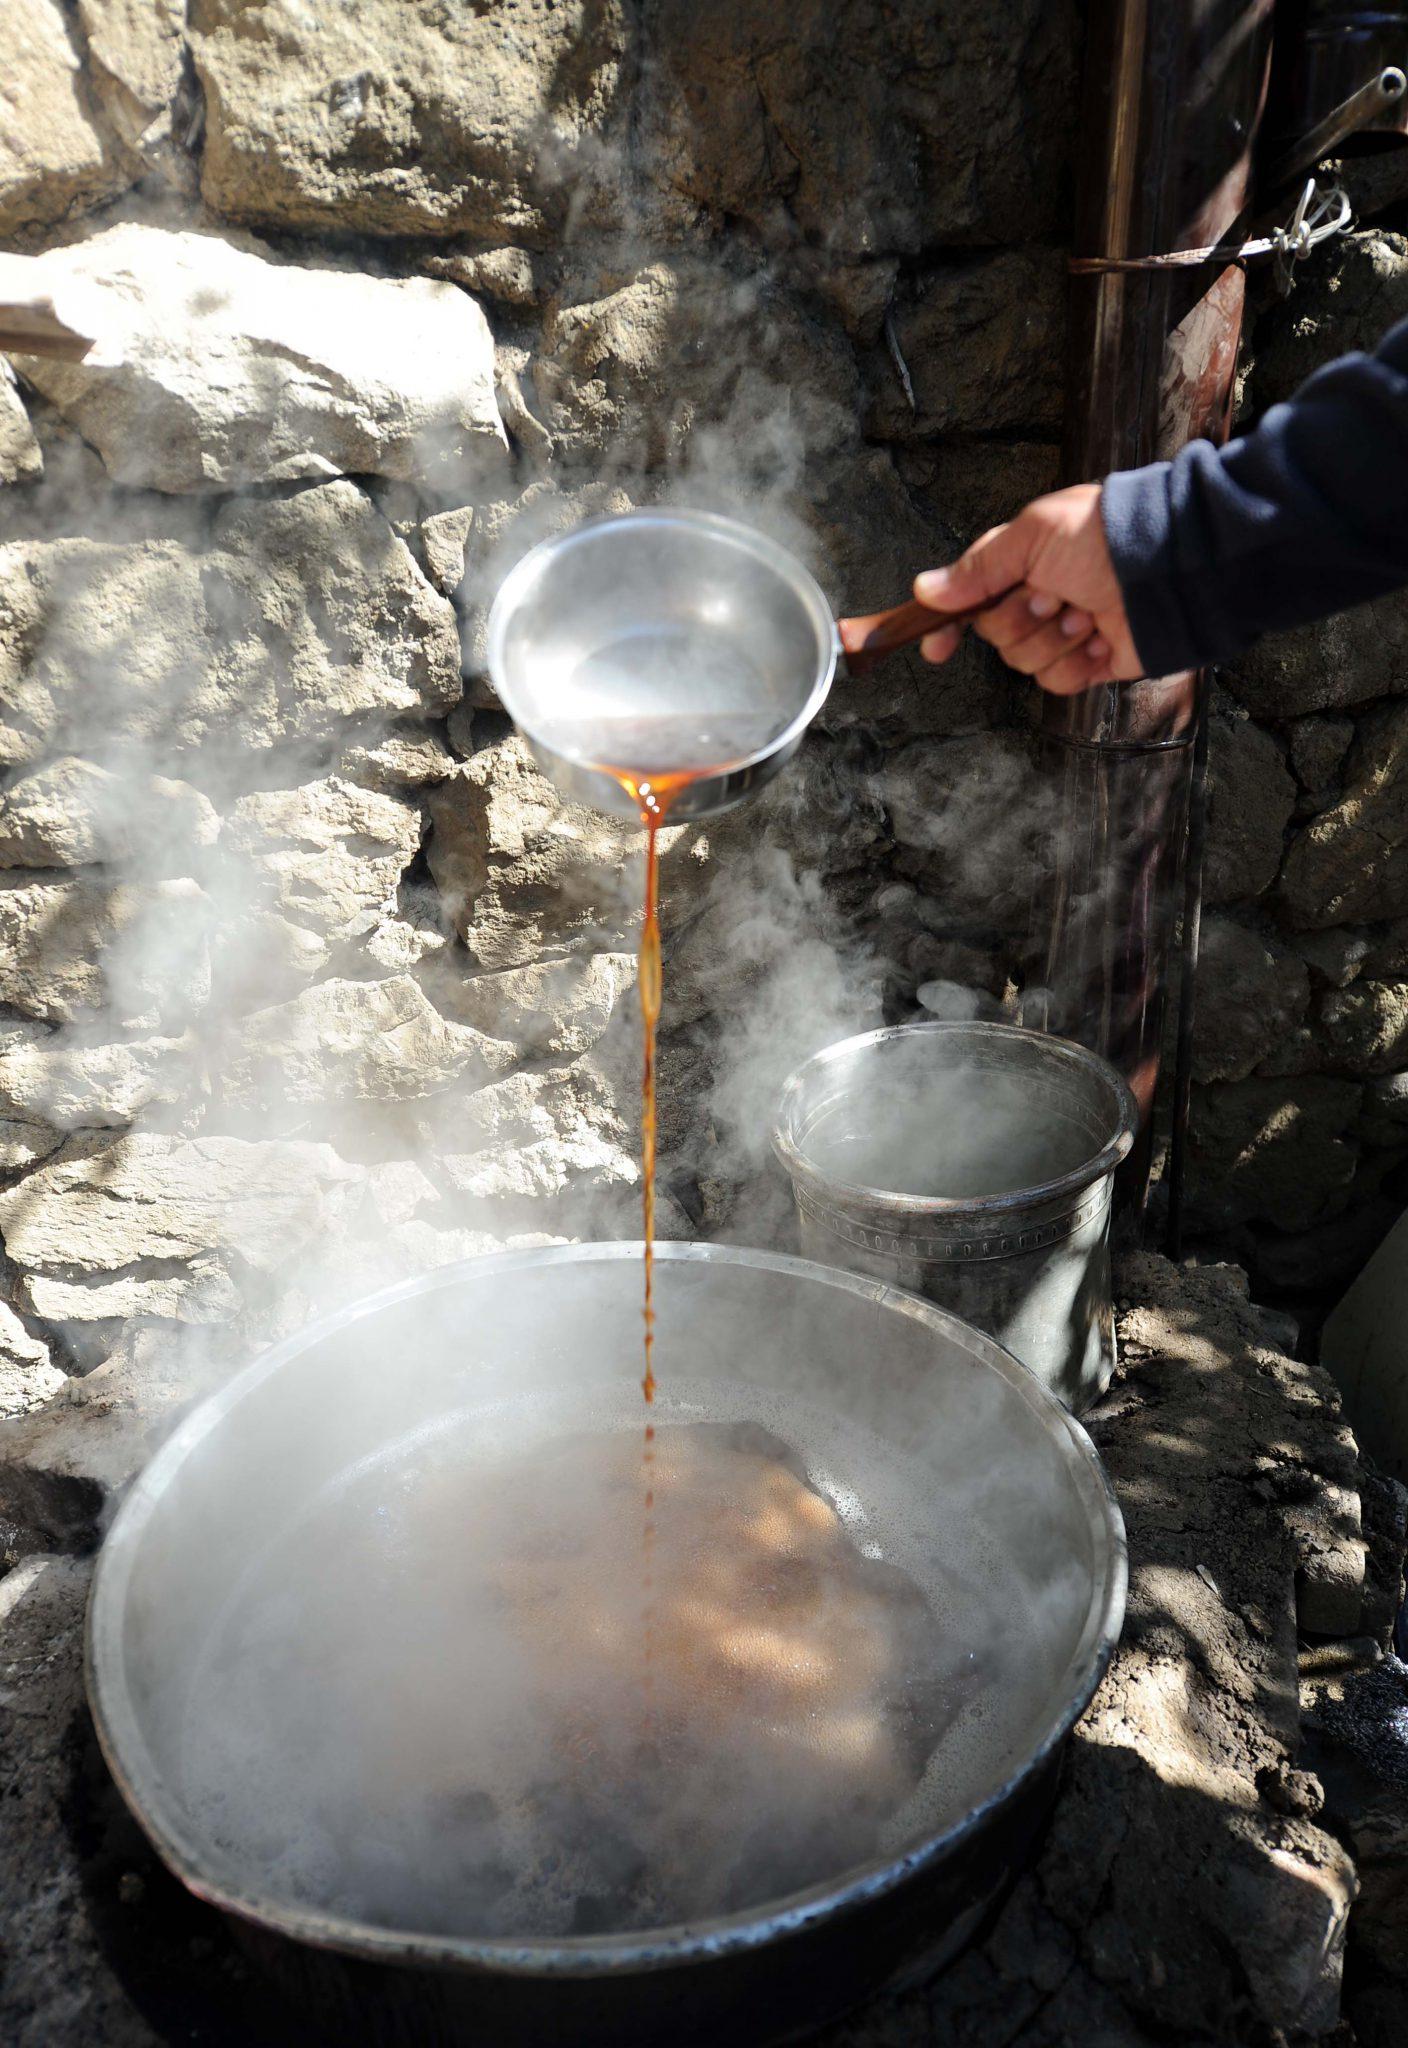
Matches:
[87,1244,1125,2046]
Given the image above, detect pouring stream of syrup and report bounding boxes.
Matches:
[570,722,765,1733]
[610,765,700,1729]
[608,767,717,1361]
[639,807,662,1408]
[602,739,780,1739]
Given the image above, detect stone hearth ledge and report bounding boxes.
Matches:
[1,1251,1403,2047]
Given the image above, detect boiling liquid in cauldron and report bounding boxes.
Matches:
[176,1411,1012,1938]
[804,1065,1094,1199]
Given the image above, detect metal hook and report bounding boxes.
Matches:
[1271,177,1352,292]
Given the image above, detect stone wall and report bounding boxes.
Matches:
[0,1,1078,1417]
[1187,186,1408,1302]
[5,4,1406,1400]
[3,14,1408,2047]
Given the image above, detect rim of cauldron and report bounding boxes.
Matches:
[86,1240,1127,1980]
[772,1020,1141,1217]
[483,506,841,779]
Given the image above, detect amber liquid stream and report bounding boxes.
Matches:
[602,758,728,1730]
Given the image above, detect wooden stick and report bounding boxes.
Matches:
[0,253,107,363]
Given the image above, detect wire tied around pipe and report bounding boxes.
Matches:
[1068,176,1352,285]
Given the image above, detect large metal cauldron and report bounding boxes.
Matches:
[773,1022,1139,1414]
[87,1244,1125,2047]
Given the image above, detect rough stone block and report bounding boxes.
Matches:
[1187,1076,1362,1232]
[0,1132,367,1323]
[420,504,477,598]
[1290,714,1355,806]
[1254,230,1408,410]
[0,1114,63,1174]
[1253,1199,1401,1297]
[1231,592,1408,720]
[1318,980,1408,1076]
[15,224,508,495]
[1365,920,1408,978]
[0,1303,64,1418]
[1322,1210,1408,1481]
[436,951,637,1060]
[0,368,42,486]
[421,245,540,308]
[1282,702,1408,928]
[813,448,1018,742]
[75,0,193,189]
[879,729,1053,936]
[0,873,210,1028]
[0,0,130,236]
[0,1321,233,1550]
[1204,701,1297,905]
[640,0,1078,255]
[865,249,1066,441]
[1293,928,1371,991]
[1194,916,1309,1084]
[0,481,461,767]
[221,975,512,1112]
[1357,1072,1408,1149]
[426,736,645,971]
[0,757,216,870]
[897,440,1061,545]
[334,725,458,797]
[223,776,425,955]
[537,258,860,473]
[0,1023,196,1131]
[191,0,631,242]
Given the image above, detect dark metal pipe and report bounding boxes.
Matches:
[1261,3,1408,189]
[1261,60,1406,190]
[1029,0,1276,1222]
[1165,684,1212,1260]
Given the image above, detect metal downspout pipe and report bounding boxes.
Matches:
[1027,0,1278,1225]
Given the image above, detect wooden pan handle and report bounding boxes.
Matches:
[839,593,1002,674]
[0,253,108,363]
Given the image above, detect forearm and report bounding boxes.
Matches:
[1102,316,1408,676]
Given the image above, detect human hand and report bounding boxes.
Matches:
[910,483,1142,694]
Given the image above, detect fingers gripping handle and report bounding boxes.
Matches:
[839,593,1004,674]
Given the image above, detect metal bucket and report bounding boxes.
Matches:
[87,1242,1125,2048]
[772,1022,1139,1413]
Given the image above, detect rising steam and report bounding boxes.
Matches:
[2,87,1087,1958]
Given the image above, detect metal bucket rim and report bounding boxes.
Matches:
[86,1239,1126,1981]
[771,1020,1140,1221]
[483,506,840,784]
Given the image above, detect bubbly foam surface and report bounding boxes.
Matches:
[175,1385,1081,1941]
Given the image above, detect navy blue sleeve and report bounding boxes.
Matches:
[1100,314,1408,678]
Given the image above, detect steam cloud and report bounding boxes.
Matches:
[0,94,1093,1955]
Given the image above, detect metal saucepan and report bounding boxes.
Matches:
[484,509,984,821]
[87,1242,1125,2048]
